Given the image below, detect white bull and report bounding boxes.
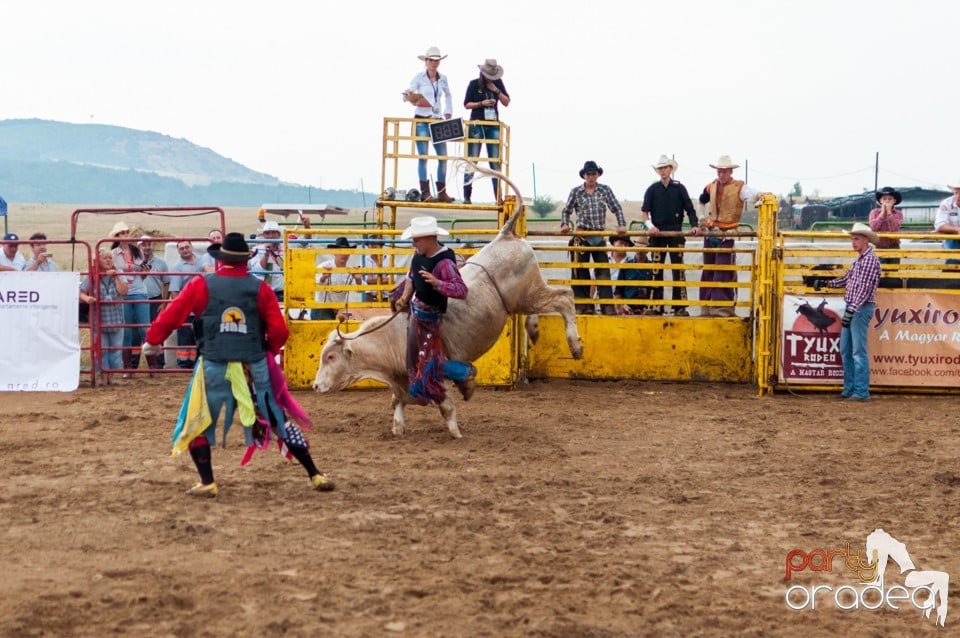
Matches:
[313,163,583,438]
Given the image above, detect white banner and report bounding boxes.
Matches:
[0,272,80,391]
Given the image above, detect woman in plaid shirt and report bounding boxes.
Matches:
[80,250,129,386]
[819,223,881,401]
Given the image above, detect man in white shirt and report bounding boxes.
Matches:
[934,182,960,265]
[249,221,285,301]
[0,233,26,271]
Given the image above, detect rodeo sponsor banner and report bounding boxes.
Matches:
[0,271,80,391]
[781,291,960,387]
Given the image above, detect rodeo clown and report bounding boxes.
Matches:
[393,216,477,404]
[141,232,335,497]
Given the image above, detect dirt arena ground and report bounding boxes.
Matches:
[1,376,957,637]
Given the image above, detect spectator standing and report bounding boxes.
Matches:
[0,233,25,271]
[560,160,627,315]
[199,228,224,273]
[697,155,766,316]
[24,233,60,272]
[316,237,362,320]
[462,58,510,204]
[640,155,699,316]
[141,232,335,496]
[817,223,881,401]
[110,221,150,377]
[170,240,204,369]
[934,182,960,265]
[868,186,904,266]
[403,46,454,203]
[80,250,129,386]
[249,221,285,301]
[132,235,169,371]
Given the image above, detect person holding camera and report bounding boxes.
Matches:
[462,59,510,204]
[249,220,285,301]
[815,223,881,401]
[24,232,60,272]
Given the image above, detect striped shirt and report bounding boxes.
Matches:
[827,244,881,311]
[561,183,626,230]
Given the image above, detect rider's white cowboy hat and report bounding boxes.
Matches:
[709,155,740,170]
[418,46,447,61]
[478,59,503,80]
[948,180,960,190]
[401,216,450,240]
[847,222,879,245]
[652,155,678,173]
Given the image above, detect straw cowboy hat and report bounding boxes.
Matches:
[875,186,902,206]
[109,220,131,237]
[478,59,503,80]
[401,216,450,240]
[652,155,678,173]
[847,222,879,245]
[207,232,253,263]
[579,160,603,178]
[417,46,447,61]
[709,155,740,170]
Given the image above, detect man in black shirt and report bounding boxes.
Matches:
[640,155,700,316]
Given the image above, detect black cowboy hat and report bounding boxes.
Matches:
[207,232,252,262]
[327,236,354,249]
[875,186,902,206]
[609,234,635,247]
[579,160,603,178]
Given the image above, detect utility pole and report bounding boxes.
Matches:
[532,163,538,201]
[874,152,879,192]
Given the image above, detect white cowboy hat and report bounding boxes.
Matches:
[652,155,678,173]
[417,46,447,61]
[261,220,282,233]
[401,216,450,240]
[846,222,879,245]
[109,220,131,237]
[948,180,960,190]
[709,155,740,170]
[478,59,503,80]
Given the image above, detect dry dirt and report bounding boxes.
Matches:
[1,377,958,637]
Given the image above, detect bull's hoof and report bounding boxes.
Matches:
[571,341,584,360]
[392,422,405,436]
[447,425,463,439]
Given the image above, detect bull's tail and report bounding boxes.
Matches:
[453,158,523,238]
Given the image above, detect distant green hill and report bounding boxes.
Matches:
[0,119,375,207]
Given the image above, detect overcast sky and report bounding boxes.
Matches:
[3,0,957,204]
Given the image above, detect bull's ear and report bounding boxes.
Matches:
[344,343,353,359]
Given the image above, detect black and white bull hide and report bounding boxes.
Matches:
[313,163,583,438]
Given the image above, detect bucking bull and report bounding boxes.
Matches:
[313,162,584,438]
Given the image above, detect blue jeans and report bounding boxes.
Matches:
[98,328,124,372]
[465,123,500,183]
[122,293,150,351]
[839,302,874,398]
[415,121,447,182]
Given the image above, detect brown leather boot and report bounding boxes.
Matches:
[435,182,454,203]
[419,180,434,202]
